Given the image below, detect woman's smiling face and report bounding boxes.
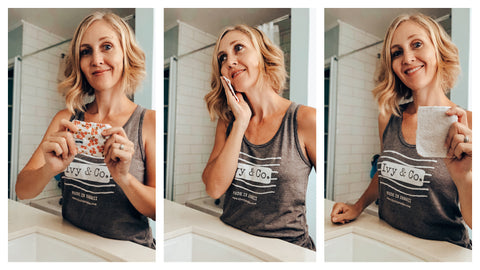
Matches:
[390,20,438,93]
[80,20,124,92]
[217,30,261,92]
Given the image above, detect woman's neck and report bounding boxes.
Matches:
[409,84,455,113]
[244,83,289,120]
[87,90,135,123]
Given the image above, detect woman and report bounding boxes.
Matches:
[330,13,472,249]
[15,12,156,249]
[202,25,316,250]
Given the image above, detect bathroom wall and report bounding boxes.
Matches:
[16,21,68,201]
[277,18,291,99]
[8,25,23,59]
[451,8,471,110]
[172,21,217,204]
[324,25,339,60]
[333,20,382,203]
[133,8,155,110]
[164,25,179,60]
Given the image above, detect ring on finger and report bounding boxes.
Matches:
[464,135,470,143]
[119,144,125,150]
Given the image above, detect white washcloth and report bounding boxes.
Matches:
[416,106,457,158]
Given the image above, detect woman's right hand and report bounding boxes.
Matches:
[41,119,78,175]
[330,202,362,224]
[221,76,251,131]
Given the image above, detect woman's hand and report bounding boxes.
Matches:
[41,119,78,175]
[444,107,472,182]
[330,202,362,224]
[444,106,472,228]
[102,127,134,186]
[221,76,251,131]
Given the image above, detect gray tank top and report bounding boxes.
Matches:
[61,105,155,249]
[221,102,315,250]
[378,103,470,249]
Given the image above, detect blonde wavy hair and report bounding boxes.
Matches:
[204,24,287,122]
[372,13,460,116]
[58,11,146,114]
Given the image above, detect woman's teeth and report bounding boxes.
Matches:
[405,65,423,74]
[232,70,243,78]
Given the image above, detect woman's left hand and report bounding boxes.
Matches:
[444,107,472,183]
[444,106,472,229]
[102,127,134,186]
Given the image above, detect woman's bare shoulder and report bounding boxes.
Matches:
[50,109,73,125]
[378,112,391,127]
[216,117,229,130]
[378,111,392,144]
[55,108,73,119]
[144,109,156,126]
[142,109,156,144]
[297,105,316,128]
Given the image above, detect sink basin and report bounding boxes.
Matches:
[325,232,424,262]
[164,232,263,262]
[9,232,109,262]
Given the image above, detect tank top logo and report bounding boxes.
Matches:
[62,156,116,207]
[229,152,281,205]
[380,161,425,187]
[64,161,111,183]
[235,163,272,184]
[378,151,434,208]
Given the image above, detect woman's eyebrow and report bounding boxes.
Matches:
[390,44,401,50]
[80,36,113,47]
[97,36,113,42]
[391,34,420,48]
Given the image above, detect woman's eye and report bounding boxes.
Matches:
[80,48,91,56]
[391,50,402,58]
[234,44,244,52]
[218,54,227,64]
[413,41,422,48]
[103,44,112,50]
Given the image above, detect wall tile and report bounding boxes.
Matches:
[172,22,217,204]
[16,21,67,201]
[333,21,383,202]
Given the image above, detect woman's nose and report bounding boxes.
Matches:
[91,50,104,66]
[402,50,415,64]
[226,55,238,67]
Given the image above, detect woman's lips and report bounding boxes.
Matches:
[92,69,110,76]
[404,65,424,75]
[231,69,245,79]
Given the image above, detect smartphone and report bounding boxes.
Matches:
[222,76,239,102]
[72,120,112,157]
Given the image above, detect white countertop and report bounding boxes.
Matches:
[324,199,471,262]
[185,196,223,217]
[164,199,316,262]
[8,199,155,262]
[30,195,62,216]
